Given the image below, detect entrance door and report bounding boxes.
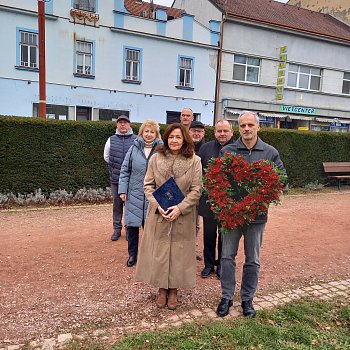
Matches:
[76,106,92,120]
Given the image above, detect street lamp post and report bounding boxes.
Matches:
[38,0,46,118]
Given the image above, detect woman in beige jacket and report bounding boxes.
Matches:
[135,123,202,310]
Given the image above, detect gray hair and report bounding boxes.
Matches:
[238,111,259,124]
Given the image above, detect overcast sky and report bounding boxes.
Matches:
[148,0,289,6]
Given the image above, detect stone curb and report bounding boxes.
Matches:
[2,278,349,349]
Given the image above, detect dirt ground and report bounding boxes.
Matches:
[1,191,350,345]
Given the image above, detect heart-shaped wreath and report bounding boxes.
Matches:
[204,153,287,233]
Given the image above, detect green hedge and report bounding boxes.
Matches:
[0,116,349,194]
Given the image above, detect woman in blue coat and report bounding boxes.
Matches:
[118,120,162,267]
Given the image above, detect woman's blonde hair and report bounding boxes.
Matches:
[138,120,161,139]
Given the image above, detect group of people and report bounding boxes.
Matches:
[103,109,286,317]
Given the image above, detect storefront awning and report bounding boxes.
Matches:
[258,112,287,119]
[225,109,241,116]
[288,115,314,121]
[315,117,336,123]
[338,119,350,124]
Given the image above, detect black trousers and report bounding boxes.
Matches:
[203,217,222,269]
[127,223,144,257]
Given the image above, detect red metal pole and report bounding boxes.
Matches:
[38,0,46,118]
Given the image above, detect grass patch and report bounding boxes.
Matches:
[65,298,350,350]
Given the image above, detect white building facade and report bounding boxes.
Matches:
[0,0,218,124]
[174,0,350,132]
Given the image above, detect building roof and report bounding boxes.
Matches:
[212,0,350,43]
[124,0,185,20]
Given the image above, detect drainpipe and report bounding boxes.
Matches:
[214,12,226,124]
[38,0,46,118]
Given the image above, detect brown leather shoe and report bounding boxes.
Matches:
[156,288,167,308]
[167,288,178,310]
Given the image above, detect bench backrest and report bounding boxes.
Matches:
[323,162,350,174]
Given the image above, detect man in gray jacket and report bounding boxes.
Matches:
[216,111,286,318]
[103,115,136,241]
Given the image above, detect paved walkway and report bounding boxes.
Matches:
[2,278,349,350]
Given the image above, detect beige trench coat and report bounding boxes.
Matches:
[135,152,202,289]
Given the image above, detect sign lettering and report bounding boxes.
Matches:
[280,105,316,115]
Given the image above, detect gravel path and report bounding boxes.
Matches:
[1,191,350,345]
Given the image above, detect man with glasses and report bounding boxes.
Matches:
[104,115,136,241]
[189,120,206,260]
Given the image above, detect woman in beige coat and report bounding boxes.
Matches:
[135,123,202,310]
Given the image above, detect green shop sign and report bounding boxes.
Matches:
[280,105,316,115]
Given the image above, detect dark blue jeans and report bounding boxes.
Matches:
[220,223,266,301]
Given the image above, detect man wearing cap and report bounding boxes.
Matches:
[180,108,194,129]
[104,115,136,241]
[189,120,206,260]
[189,120,206,154]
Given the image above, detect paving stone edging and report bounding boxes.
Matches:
[1,278,349,349]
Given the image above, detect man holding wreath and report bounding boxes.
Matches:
[216,111,286,318]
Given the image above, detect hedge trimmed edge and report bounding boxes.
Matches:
[1,116,349,194]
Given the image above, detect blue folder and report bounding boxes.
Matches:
[152,177,185,211]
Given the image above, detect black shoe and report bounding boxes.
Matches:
[241,300,256,318]
[201,266,214,278]
[216,265,221,279]
[127,256,137,267]
[216,298,233,317]
[111,232,121,241]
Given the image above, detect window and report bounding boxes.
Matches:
[33,104,69,120]
[76,106,92,120]
[166,111,200,124]
[342,72,350,94]
[233,55,260,83]
[75,40,93,76]
[287,64,321,90]
[178,56,193,88]
[99,109,130,121]
[73,0,96,12]
[124,48,141,82]
[19,31,38,69]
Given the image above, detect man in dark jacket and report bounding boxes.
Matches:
[189,120,205,154]
[103,115,136,241]
[198,119,234,278]
[189,120,206,260]
[216,111,286,318]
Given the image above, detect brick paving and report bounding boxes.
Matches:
[1,278,349,350]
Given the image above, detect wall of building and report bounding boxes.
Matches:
[218,20,350,124]
[173,0,222,28]
[0,0,217,124]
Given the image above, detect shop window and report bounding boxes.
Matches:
[76,106,91,120]
[99,109,130,121]
[33,103,69,120]
[166,111,200,124]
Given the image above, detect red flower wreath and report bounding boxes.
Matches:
[204,153,287,233]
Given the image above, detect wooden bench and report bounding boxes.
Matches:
[322,162,350,190]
